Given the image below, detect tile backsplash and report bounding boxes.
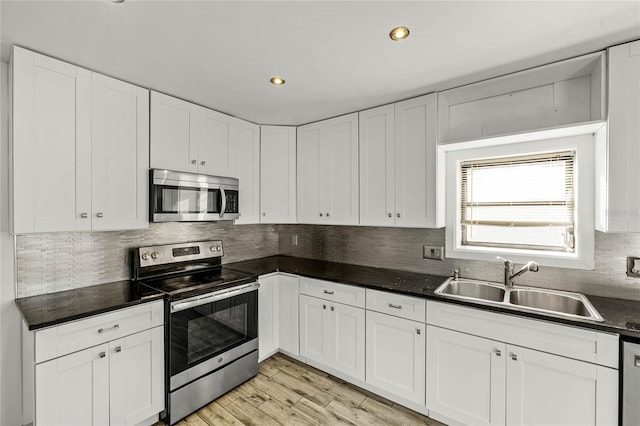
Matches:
[15,222,640,301]
[16,222,278,298]
[278,225,640,302]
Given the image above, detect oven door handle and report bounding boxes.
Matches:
[170,282,260,313]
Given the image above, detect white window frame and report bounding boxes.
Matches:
[445,134,595,270]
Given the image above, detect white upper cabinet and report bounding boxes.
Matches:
[91,74,149,231]
[596,40,640,232]
[359,95,443,228]
[297,113,359,225]
[11,47,149,234]
[230,118,261,224]
[150,91,234,176]
[437,52,606,145]
[260,126,296,223]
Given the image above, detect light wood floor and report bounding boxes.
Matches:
[160,353,447,426]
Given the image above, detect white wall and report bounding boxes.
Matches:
[1,58,22,426]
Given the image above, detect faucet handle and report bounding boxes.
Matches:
[453,269,460,280]
[496,256,513,265]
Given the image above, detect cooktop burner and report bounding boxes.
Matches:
[138,267,255,300]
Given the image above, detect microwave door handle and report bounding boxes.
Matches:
[219,187,227,219]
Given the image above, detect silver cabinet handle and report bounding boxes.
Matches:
[96,212,103,218]
[191,160,197,164]
[416,329,421,335]
[323,290,334,295]
[635,355,640,367]
[319,213,323,217]
[80,213,88,218]
[322,304,327,310]
[98,351,106,359]
[262,212,266,216]
[326,213,330,217]
[397,213,401,218]
[330,306,335,311]
[98,324,119,334]
[510,353,518,361]
[494,349,502,357]
[201,161,207,166]
[388,213,392,218]
[114,346,122,353]
[388,303,402,309]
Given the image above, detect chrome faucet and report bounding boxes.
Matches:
[496,256,539,286]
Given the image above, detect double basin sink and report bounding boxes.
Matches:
[435,278,604,322]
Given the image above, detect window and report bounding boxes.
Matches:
[445,134,595,270]
[460,151,575,252]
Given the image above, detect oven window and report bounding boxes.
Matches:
[170,291,257,376]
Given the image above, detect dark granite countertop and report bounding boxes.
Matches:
[16,255,640,339]
[225,255,640,340]
[16,280,165,331]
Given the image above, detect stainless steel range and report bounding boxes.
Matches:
[134,240,259,425]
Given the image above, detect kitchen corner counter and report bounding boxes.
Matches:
[225,255,640,340]
[16,280,165,331]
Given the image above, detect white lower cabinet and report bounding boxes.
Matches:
[426,301,619,426]
[299,294,365,381]
[426,326,505,426]
[258,274,279,362]
[25,302,164,426]
[278,274,300,356]
[366,311,425,405]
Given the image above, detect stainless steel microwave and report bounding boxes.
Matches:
[150,169,240,222]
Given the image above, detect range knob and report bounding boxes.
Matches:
[151,252,160,259]
[216,246,222,252]
[141,253,150,261]
[210,246,216,252]
[210,245,222,252]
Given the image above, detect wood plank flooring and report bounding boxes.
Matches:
[158,353,447,426]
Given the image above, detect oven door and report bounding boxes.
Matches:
[169,283,258,390]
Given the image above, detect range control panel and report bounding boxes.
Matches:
[137,240,223,267]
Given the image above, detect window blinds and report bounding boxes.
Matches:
[460,151,575,252]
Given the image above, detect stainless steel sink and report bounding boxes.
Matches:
[509,288,603,321]
[437,279,505,302]
[434,278,604,322]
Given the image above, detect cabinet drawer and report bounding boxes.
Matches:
[366,289,426,322]
[35,300,164,364]
[299,277,365,308]
[426,301,618,368]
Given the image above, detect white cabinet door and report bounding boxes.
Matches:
[366,311,425,404]
[505,345,617,426]
[325,113,359,225]
[299,295,331,366]
[150,91,201,173]
[330,302,365,381]
[12,46,92,233]
[91,73,149,231]
[359,104,395,227]
[260,126,296,223]
[200,109,232,176]
[231,118,261,224]
[426,326,506,426]
[278,274,299,356]
[394,94,441,228]
[296,123,324,224]
[35,344,109,426]
[109,327,164,426]
[598,41,640,232]
[258,275,279,361]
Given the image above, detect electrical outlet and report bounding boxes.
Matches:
[423,245,444,260]
[627,256,640,277]
[292,234,298,246]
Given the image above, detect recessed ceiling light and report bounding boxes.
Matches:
[389,26,410,41]
[270,77,286,86]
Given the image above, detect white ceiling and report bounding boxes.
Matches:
[2,1,639,126]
